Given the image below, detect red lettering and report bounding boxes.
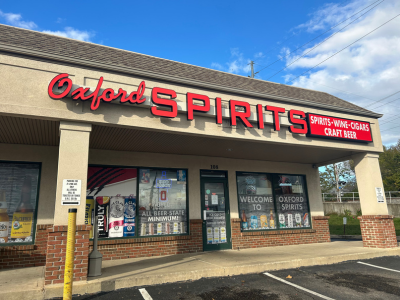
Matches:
[186,93,210,120]
[215,97,223,124]
[120,81,146,104]
[229,100,252,127]
[71,77,104,110]
[98,88,117,103]
[48,73,72,99]
[151,87,178,118]
[288,110,308,134]
[256,104,264,129]
[266,105,285,131]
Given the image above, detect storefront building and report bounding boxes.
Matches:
[0,24,397,285]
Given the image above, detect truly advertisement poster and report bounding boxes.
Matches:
[86,167,137,238]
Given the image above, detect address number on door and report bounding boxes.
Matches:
[210,165,219,169]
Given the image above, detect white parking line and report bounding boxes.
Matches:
[358,261,400,273]
[263,272,335,300]
[139,288,153,300]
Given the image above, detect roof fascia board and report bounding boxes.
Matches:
[0,44,383,119]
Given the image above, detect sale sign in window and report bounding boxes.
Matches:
[306,113,372,142]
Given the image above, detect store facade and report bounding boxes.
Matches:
[0,24,396,285]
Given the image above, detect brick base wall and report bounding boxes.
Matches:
[0,224,52,269]
[358,215,398,248]
[44,225,91,285]
[231,216,330,250]
[93,219,203,260]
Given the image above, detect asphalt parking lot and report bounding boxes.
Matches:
[73,256,400,300]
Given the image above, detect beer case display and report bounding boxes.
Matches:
[85,197,95,239]
[96,196,110,238]
[124,197,136,237]
[109,196,124,238]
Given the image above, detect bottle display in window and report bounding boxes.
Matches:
[237,173,276,231]
[138,169,188,236]
[11,176,34,241]
[0,163,40,245]
[274,175,311,229]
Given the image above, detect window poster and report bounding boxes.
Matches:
[0,162,40,244]
[205,211,226,244]
[86,166,137,238]
[237,173,276,230]
[138,169,188,236]
[273,175,311,229]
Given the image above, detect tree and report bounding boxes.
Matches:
[319,160,357,201]
[379,140,400,192]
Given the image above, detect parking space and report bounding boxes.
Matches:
[73,256,400,300]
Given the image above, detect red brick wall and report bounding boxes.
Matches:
[0,224,52,269]
[358,215,398,248]
[44,225,91,285]
[93,219,203,260]
[231,216,330,250]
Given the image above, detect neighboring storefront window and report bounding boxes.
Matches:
[86,166,137,239]
[0,162,40,244]
[138,168,188,236]
[273,174,311,229]
[237,172,311,231]
[237,173,276,231]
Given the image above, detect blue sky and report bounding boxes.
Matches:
[1,0,400,145]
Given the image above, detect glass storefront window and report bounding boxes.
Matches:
[138,168,188,236]
[86,166,137,239]
[237,173,277,231]
[0,162,40,244]
[273,174,311,229]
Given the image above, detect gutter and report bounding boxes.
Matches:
[0,44,383,119]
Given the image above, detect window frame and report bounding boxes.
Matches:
[0,160,42,247]
[236,171,312,232]
[88,164,190,240]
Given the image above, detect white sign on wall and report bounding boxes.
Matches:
[375,187,384,203]
[62,179,81,205]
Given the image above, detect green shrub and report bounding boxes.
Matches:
[356,209,362,216]
[344,209,352,216]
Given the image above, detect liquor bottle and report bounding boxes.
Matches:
[0,190,9,243]
[11,176,34,240]
[241,210,248,230]
[269,209,275,228]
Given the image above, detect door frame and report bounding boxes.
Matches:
[200,170,232,251]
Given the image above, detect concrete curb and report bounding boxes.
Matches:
[331,235,400,241]
[42,247,400,299]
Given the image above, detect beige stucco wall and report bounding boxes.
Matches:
[0,53,383,156]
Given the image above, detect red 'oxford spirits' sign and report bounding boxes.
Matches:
[306,113,372,142]
[48,73,373,143]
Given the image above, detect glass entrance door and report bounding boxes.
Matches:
[200,174,231,251]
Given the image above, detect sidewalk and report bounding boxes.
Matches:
[1,240,400,300]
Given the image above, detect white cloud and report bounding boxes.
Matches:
[211,62,223,70]
[282,0,400,145]
[0,10,93,42]
[0,10,37,29]
[42,27,93,42]
[211,48,258,75]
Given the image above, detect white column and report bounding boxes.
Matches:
[353,152,388,215]
[54,121,91,225]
